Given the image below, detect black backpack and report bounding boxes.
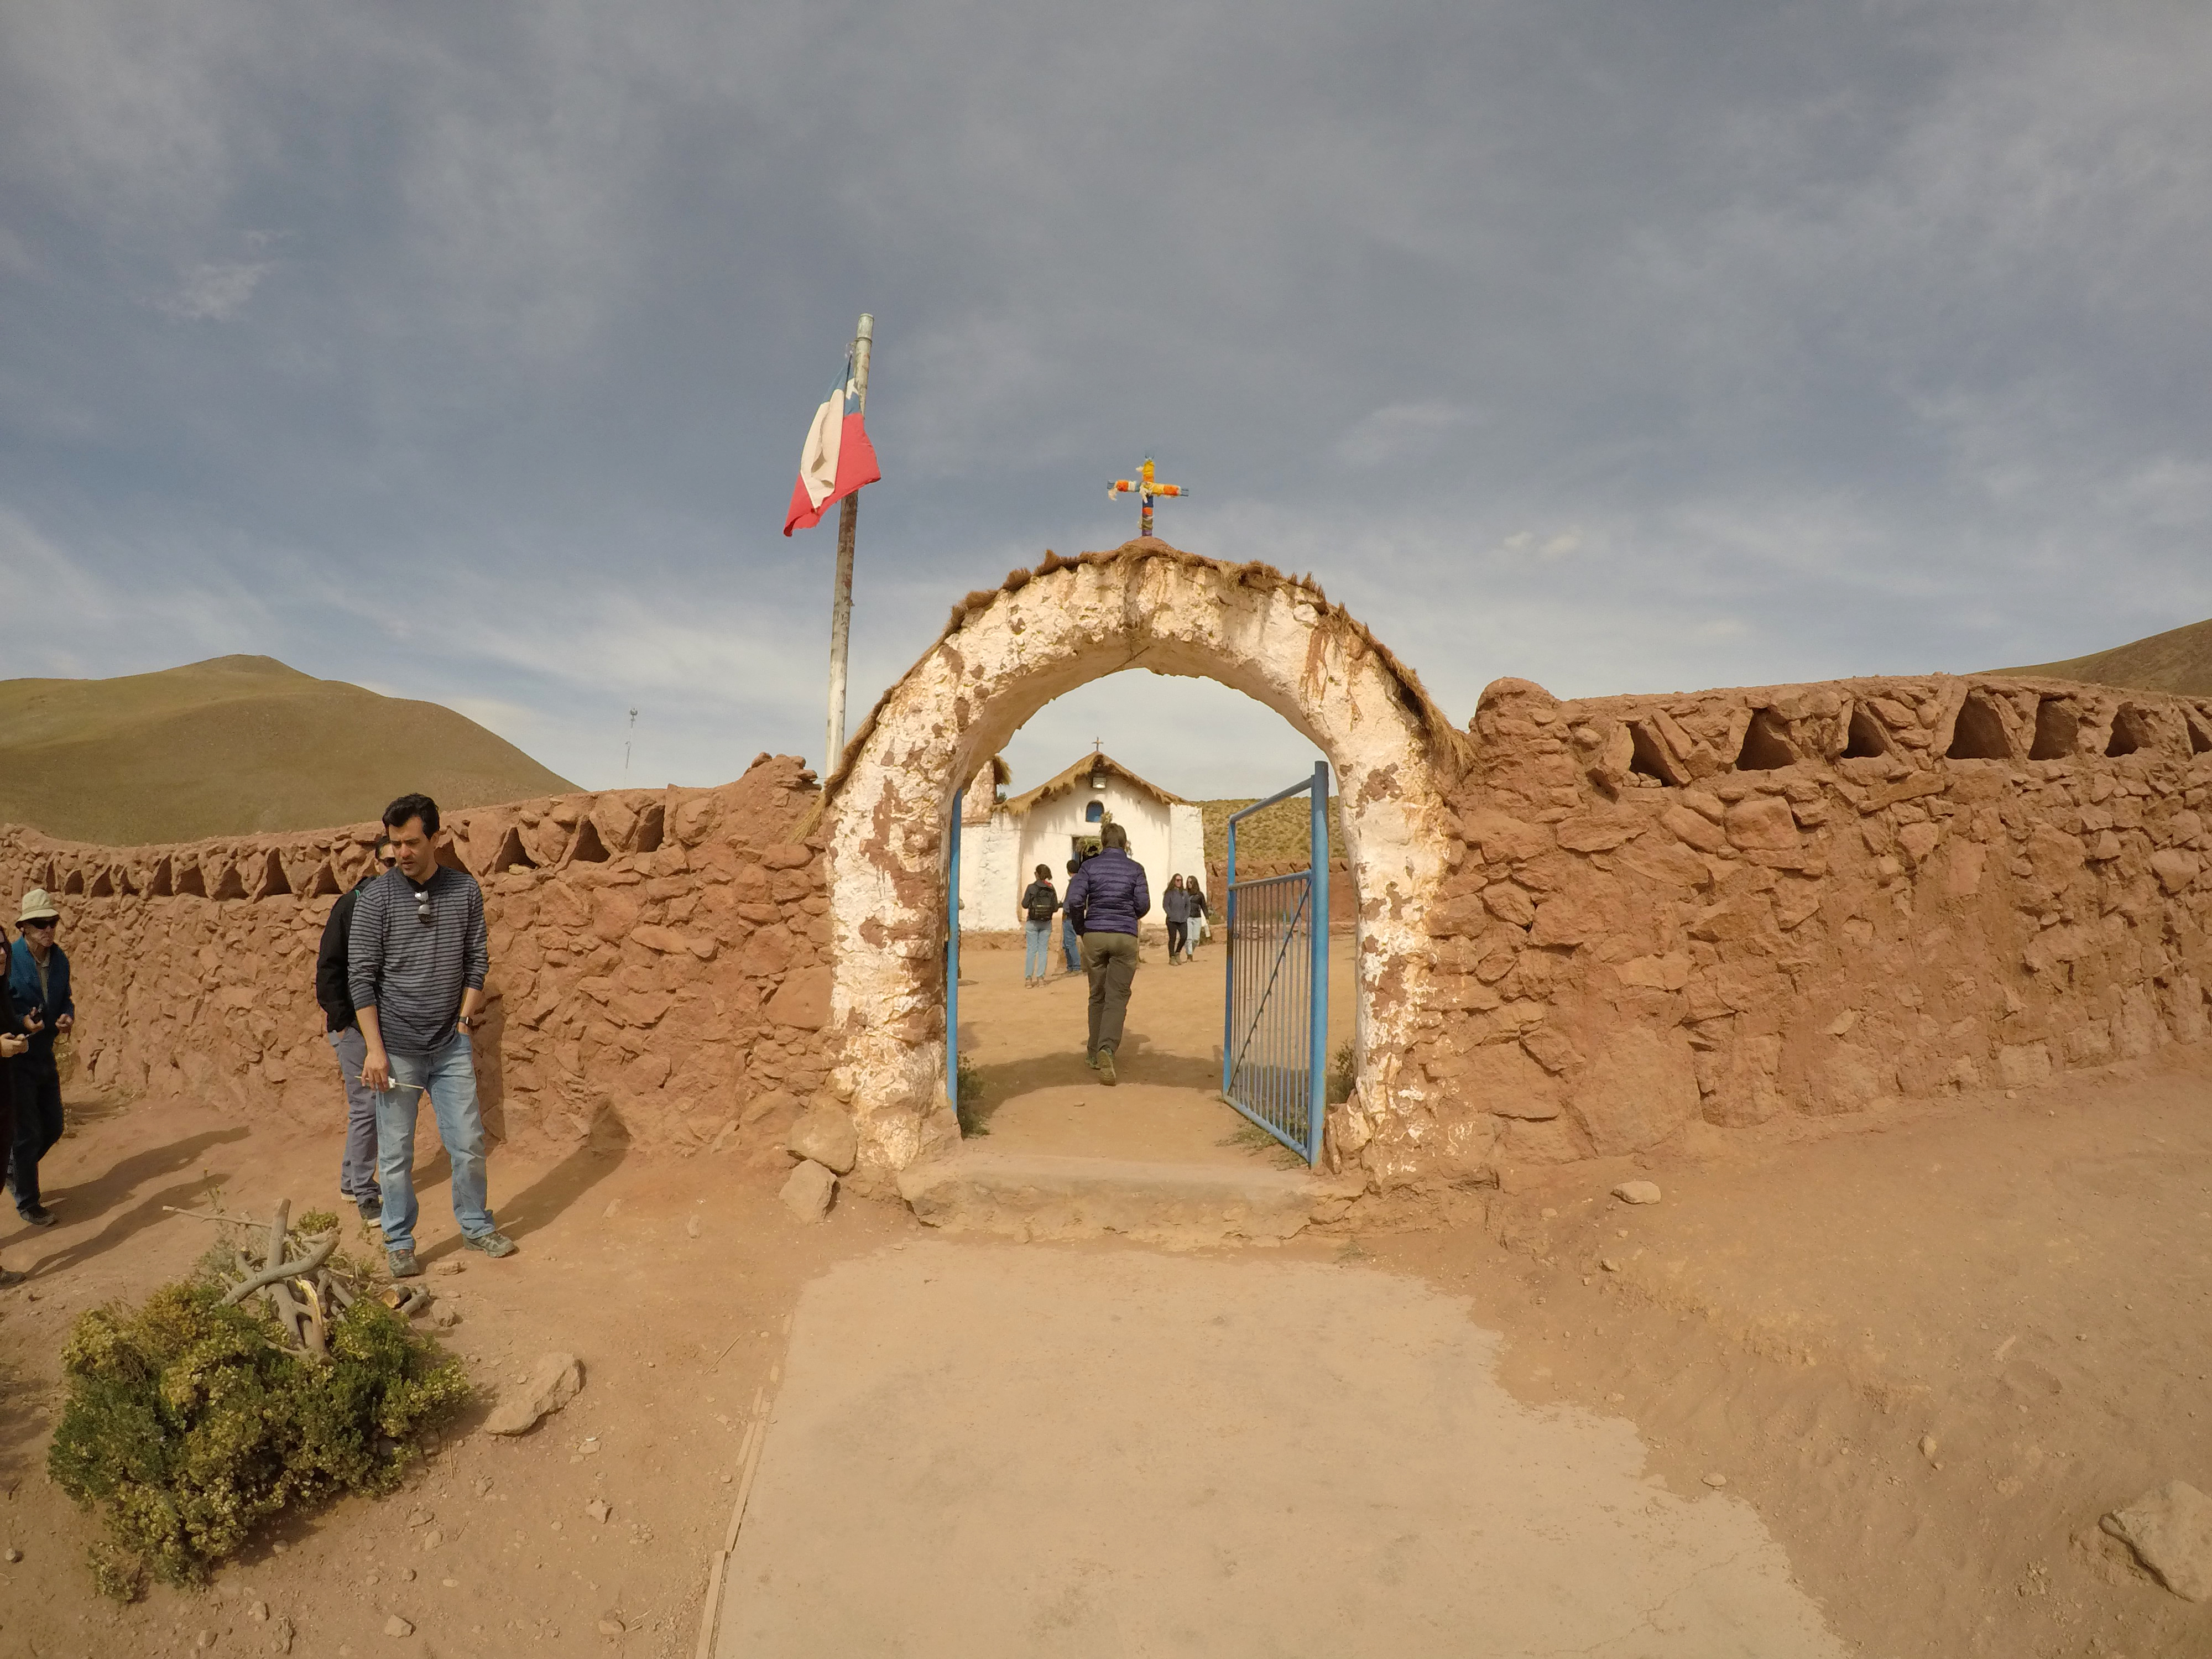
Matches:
[1026,883,1057,921]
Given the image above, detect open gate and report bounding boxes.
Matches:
[1220,761,1329,1165]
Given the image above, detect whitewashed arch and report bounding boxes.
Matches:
[821,542,1460,1184]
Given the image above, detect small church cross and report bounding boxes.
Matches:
[1107,455,1186,539]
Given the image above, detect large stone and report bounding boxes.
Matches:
[1569,1027,1700,1156]
[482,1353,584,1436]
[781,1159,837,1222]
[786,1108,858,1175]
[766,965,832,1031]
[2102,1481,2212,1601]
[1723,796,1798,851]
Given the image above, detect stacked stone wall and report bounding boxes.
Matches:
[0,756,833,1158]
[1357,672,2212,1188]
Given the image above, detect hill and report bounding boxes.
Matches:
[1995,617,2212,697]
[0,655,577,846]
[1199,794,1347,871]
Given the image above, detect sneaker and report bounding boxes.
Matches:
[388,1248,421,1279]
[356,1194,383,1221]
[0,1266,24,1286]
[463,1230,518,1259]
[18,1207,55,1229]
[1098,1051,1118,1086]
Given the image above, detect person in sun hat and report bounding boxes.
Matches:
[0,917,31,1282]
[7,888,74,1228]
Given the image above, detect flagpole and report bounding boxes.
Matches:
[824,312,873,775]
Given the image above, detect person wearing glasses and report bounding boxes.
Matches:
[348,794,514,1276]
[7,889,74,1228]
[316,835,396,1221]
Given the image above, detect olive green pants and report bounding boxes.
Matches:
[1081,931,1140,1058]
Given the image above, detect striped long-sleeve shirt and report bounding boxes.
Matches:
[347,864,489,1056]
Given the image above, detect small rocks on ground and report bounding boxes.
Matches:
[598,1615,627,1636]
[780,1159,837,1222]
[2,1547,18,1562]
[1918,1434,1940,1463]
[483,1352,585,1436]
[1600,1258,1621,1273]
[1611,1180,1662,1206]
[685,1214,701,1238]
[2102,1480,2212,1601]
[586,1497,612,1524]
[433,1259,465,1276]
[408,1508,433,1527]
[1702,1472,1728,1488]
[384,1614,414,1637]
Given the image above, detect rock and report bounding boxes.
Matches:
[198,1631,217,1648]
[408,1509,434,1527]
[1701,1472,1728,1489]
[786,1108,858,1175]
[248,1600,268,1621]
[271,1614,295,1653]
[586,1497,612,1524]
[430,1300,462,1329]
[482,1352,585,1436]
[1723,797,1798,851]
[421,1529,442,1551]
[2,1547,17,1563]
[434,1259,465,1276]
[2102,1481,2212,1601]
[1600,1258,1621,1273]
[1918,1435,1939,1462]
[780,1159,837,1222]
[1611,1180,1662,1206]
[598,1616,627,1636]
[384,1615,414,1637]
[685,1213,702,1238]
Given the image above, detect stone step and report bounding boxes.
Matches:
[895,1148,1363,1246]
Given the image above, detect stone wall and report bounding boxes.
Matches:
[9,574,2212,1198]
[1353,672,2212,1190]
[0,756,833,1159]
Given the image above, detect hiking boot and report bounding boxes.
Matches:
[388,1248,422,1279]
[1098,1050,1118,1086]
[18,1206,55,1229]
[0,1266,25,1286]
[356,1193,384,1222]
[463,1230,518,1259]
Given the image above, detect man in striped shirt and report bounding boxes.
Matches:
[349,792,516,1276]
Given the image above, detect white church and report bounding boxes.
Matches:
[956,752,1206,936]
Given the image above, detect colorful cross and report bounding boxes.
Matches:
[1108,455,1186,539]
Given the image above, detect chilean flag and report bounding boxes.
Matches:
[783,352,880,535]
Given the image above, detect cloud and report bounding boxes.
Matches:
[153,259,273,320]
[0,0,2205,798]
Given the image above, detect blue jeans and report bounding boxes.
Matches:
[1062,920,1081,973]
[1024,920,1051,979]
[375,1032,495,1254]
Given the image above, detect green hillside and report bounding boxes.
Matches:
[0,655,576,846]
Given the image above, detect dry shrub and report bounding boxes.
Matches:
[48,1277,471,1593]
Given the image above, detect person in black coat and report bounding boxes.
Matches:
[316,838,396,1219]
[0,922,29,1284]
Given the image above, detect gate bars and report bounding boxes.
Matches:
[1220,761,1329,1165]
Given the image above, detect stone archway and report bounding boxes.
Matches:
[821,541,1462,1185]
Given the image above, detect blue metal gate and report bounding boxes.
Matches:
[1221,761,1329,1165]
[946,790,962,1110]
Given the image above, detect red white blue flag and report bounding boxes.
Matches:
[783,352,880,535]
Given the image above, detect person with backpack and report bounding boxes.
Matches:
[317,835,397,1220]
[1018,863,1061,988]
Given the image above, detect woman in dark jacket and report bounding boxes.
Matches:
[1164,875,1191,964]
[0,924,27,1285]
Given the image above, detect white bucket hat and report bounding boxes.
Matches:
[18,888,59,924]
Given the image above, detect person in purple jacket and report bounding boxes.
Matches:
[1062,822,1150,1086]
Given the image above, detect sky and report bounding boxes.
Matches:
[2,0,2207,800]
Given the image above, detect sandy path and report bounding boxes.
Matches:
[956,930,1355,1163]
[715,1241,1845,1658]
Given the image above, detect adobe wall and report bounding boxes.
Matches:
[1362,672,2212,1190]
[0,757,836,1160]
[6,542,2210,1198]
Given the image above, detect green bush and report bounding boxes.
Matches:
[48,1279,471,1592]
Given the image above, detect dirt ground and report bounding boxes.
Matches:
[0,935,2206,1656]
